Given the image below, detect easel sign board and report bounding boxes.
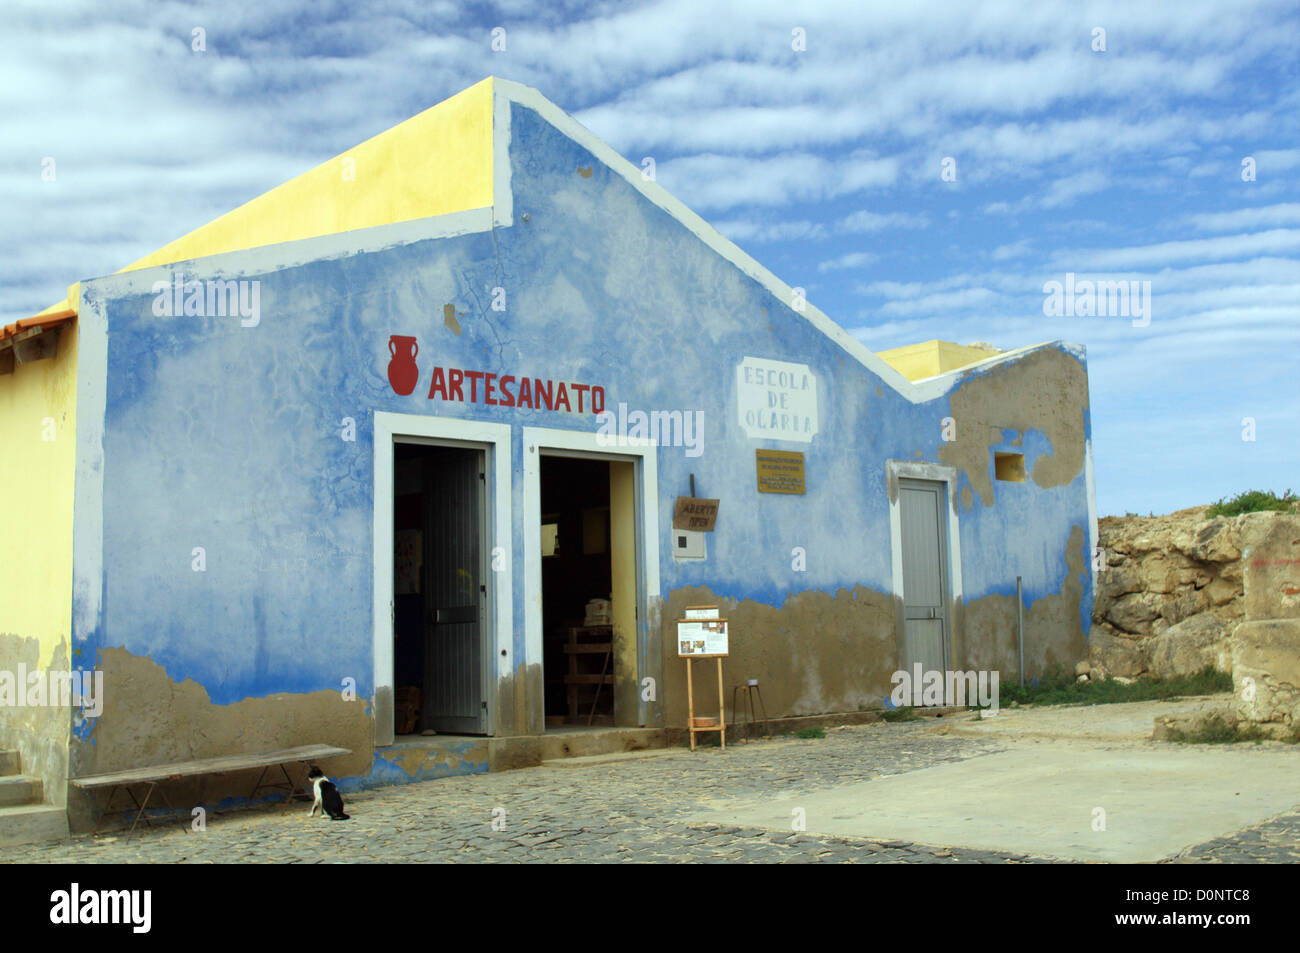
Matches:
[677,619,728,657]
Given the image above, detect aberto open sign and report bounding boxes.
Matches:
[673,496,719,531]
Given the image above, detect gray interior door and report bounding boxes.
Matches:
[900,478,950,679]
[423,446,487,734]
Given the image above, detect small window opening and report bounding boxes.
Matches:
[994,452,1026,482]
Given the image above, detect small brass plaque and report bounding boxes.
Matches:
[756,449,805,494]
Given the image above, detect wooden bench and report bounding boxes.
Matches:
[71,744,352,836]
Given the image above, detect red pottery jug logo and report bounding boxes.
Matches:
[388,335,419,396]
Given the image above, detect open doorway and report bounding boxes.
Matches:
[393,442,489,737]
[539,455,638,728]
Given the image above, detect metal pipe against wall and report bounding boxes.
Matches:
[1016,575,1025,689]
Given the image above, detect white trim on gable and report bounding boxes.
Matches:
[86,207,498,299]
[492,78,514,229]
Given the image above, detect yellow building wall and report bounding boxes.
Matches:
[121,77,496,274]
[877,339,1001,381]
[0,326,77,667]
[610,461,639,726]
[0,325,77,804]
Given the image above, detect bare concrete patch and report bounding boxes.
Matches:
[937,694,1236,745]
[686,695,1300,862]
[686,743,1300,862]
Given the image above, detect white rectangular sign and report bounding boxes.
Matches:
[736,356,819,443]
[684,605,719,620]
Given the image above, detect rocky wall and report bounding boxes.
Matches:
[1089,507,1300,687]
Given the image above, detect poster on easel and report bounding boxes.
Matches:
[676,618,728,657]
[678,608,728,750]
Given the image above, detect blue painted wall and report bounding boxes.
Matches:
[70,98,1093,775]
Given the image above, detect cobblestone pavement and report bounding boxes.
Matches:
[1164,812,1300,864]
[7,721,1297,863]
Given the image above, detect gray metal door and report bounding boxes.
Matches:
[899,479,950,677]
[422,446,487,734]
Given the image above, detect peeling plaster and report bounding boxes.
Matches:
[67,647,370,830]
[963,525,1089,675]
[660,585,897,723]
[938,347,1088,506]
[443,303,462,335]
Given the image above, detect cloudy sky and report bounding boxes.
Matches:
[3,0,1296,515]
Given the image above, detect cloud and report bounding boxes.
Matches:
[1187,203,1300,232]
[712,219,826,243]
[658,151,899,210]
[1052,230,1300,270]
[992,239,1033,261]
[817,251,878,273]
[836,210,929,233]
[1252,148,1300,171]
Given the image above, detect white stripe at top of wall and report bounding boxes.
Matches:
[82,206,498,297]
[493,81,515,229]
[71,291,109,642]
[492,78,1086,406]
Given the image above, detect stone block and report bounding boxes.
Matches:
[1241,515,1300,621]
[1139,555,1183,594]
[1152,709,1237,742]
[1206,575,1240,607]
[1232,619,1300,724]
[1160,588,1211,626]
[1188,518,1241,563]
[1088,622,1149,677]
[1148,612,1229,678]
[1105,591,1162,635]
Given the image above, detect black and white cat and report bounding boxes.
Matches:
[306,766,350,821]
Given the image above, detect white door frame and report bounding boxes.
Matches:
[521,427,660,727]
[886,460,964,670]
[373,412,513,745]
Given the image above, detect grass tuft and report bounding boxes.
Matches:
[997,665,1232,709]
[1165,713,1300,744]
[1206,488,1297,517]
[880,706,919,723]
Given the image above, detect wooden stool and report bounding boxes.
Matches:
[731,679,771,741]
[564,625,613,724]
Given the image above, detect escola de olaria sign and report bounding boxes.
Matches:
[736,357,819,443]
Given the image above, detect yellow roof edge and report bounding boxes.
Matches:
[117,75,497,275]
[29,283,79,320]
[878,339,1004,382]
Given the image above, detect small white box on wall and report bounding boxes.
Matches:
[673,529,707,560]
